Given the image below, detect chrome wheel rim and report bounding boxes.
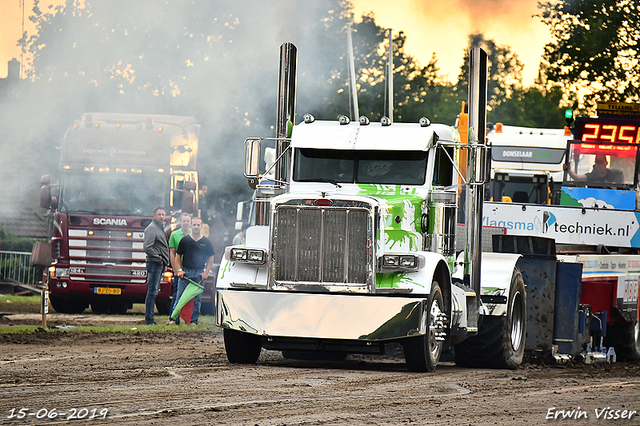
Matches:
[510,290,525,351]
[428,299,444,361]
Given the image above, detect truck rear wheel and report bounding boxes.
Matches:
[49,294,88,314]
[403,282,445,372]
[224,329,262,364]
[606,320,640,361]
[454,269,526,369]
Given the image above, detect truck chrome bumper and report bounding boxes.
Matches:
[217,289,428,341]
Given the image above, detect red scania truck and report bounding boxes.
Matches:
[39,113,200,314]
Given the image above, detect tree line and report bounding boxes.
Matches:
[2,0,637,220]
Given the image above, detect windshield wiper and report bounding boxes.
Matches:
[297,178,342,188]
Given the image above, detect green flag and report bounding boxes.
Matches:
[170,279,205,322]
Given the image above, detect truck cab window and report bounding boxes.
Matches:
[294,149,427,185]
[432,146,454,186]
[294,149,355,183]
[61,170,167,216]
[357,151,427,185]
[564,143,637,189]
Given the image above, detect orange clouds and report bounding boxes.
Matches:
[351,0,551,85]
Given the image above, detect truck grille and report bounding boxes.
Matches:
[273,206,370,285]
[68,227,145,283]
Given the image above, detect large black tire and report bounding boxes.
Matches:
[403,282,445,372]
[605,320,640,362]
[224,329,262,364]
[155,298,172,316]
[91,301,109,314]
[49,294,88,314]
[454,269,526,369]
[91,300,130,315]
[200,300,215,316]
[109,301,130,315]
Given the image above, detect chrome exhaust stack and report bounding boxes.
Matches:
[464,48,488,313]
[255,43,298,226]
[274,42,297,183]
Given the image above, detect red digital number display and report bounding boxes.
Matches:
[577,117,640,144]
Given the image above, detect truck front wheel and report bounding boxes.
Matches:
[403,282,445,372]
[224,329,262,364]
[49,294,88,314]
[155,299,172,316]
[606,319,640,361]
[454,269,526,369]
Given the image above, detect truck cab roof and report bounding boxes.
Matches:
[290,120,459,151]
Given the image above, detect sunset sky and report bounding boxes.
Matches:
[1,0,551,84]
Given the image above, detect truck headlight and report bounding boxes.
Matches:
[399,256,416,267]
[228,247,267,264]
[383,255,400,267]
[231,248,247,260]
[381,255,421,270]
[54,267,70,278]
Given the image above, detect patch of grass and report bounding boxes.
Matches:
[0,317,219,334]
[1,296,154,315]
[0,294,42,313]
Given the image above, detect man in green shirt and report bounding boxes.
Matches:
[168,212,191,324]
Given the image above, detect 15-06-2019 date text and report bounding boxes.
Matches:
[7,408,109,421]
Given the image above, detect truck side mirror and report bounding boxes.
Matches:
[244,138,262,178]
[40,185,51,209]
[181,190,195,215]
[484,146,492,182]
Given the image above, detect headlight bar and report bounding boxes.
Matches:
[380,254,424,270]
[226,247,267,264]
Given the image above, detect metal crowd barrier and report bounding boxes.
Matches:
[0,250,39,286]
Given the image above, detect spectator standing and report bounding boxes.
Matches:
[232,223,249,245]
[168,212,191,325]
[174,217,214,324]
[199,185,208,223]
[143,207,170,325]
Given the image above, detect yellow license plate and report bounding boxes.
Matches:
[94,287,121,295]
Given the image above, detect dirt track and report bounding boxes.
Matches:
[1,314,639,425]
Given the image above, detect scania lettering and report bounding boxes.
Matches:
[93,218,128,226]
[40,113,200,315]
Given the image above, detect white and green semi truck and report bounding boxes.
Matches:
[216,44,528,372]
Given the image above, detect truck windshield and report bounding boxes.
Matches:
[60,170,169,216]
[294,149,428,185]
[564,142,638,189]
[490,174,550,204]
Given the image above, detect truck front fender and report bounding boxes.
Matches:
[480,252,522,316]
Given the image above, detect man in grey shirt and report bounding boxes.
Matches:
[143,207,170,324]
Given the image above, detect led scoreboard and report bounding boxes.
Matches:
[574,116,640,144]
